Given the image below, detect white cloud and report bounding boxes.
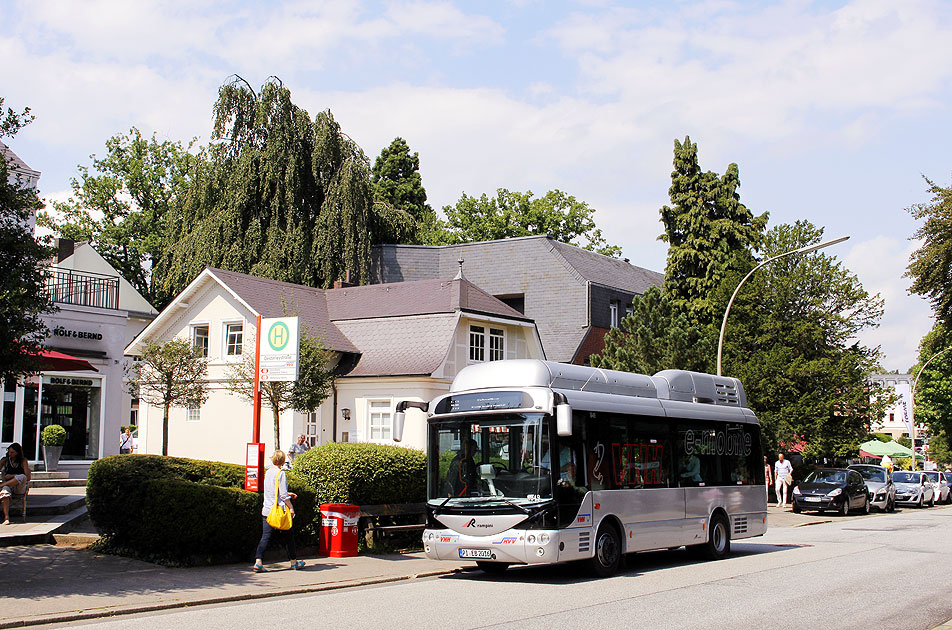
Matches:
[845,236,934,371]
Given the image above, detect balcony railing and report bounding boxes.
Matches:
[44,267,120,310]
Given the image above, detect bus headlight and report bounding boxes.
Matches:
[527,534,536,544]
[539,533,550,544]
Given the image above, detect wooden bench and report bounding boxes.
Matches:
[359,503,426,548]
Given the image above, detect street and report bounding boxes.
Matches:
[67,505,952,630]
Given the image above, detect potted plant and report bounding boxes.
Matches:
[41,425,67,472]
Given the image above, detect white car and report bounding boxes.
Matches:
[924,471,950,504]
[892,471,935,508]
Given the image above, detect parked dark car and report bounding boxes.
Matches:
[792,468,870,515]
[848,464,896,512]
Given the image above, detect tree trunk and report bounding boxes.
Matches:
[273,406,281,454]
[162,404,170,456]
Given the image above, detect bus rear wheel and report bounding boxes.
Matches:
[589,523,622,577]
[476,561,509,574]
[692,513,731,561]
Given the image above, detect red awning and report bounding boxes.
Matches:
[38,349,99,372]
[859,450,877,458]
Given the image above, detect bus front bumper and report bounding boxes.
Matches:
[422,528,560,565]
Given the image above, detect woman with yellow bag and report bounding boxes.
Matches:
[253,450,305,572]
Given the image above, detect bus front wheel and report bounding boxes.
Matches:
[589,523,622,577]
[692,513,731,561]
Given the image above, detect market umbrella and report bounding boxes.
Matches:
[859,439,914,457]
[37,349,99,372]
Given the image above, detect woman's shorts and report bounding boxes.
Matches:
[0,474,27,497]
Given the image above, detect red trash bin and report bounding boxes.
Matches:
[318,503,360,557]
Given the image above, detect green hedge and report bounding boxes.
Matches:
[291,442,425,506]
[87,455,316,566]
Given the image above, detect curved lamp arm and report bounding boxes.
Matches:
[716,236,850,376]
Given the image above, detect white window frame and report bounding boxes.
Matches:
[187,404,200,423]
[306,410,319,447]
[468,324,506,363]
[609,301,620,328]
[191,323,210,358]
[367,400,392,442]
[223,321,244,359]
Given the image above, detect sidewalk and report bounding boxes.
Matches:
[0,486,87,547]
[0,504,861,628]
[0,544,472,628]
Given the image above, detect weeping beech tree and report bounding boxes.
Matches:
[155,76,408,302]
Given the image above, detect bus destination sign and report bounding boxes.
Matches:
[436,391,530,414]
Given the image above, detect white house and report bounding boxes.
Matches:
[125,267,545,463]
[869,373,916,441]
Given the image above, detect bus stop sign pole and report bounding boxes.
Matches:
[246,314,265,492]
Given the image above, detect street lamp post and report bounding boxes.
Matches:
[716,236,850,376]
[909,347,951,471]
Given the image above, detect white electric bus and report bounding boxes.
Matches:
[394,359,767,576]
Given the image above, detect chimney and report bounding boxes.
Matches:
[333,270,356,289]
[56,238,75,263]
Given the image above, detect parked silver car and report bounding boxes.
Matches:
[924,471,950,504]
[892,471,935,508]
[849,464,896,512]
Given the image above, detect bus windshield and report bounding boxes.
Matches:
[429,412,553,505]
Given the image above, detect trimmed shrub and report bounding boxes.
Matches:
[87,455,316,565]
[292,442,425,506]
[41,424,67,446]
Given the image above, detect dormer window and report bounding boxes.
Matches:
[469,325,505,362]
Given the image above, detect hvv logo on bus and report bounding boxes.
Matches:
[683,428,752,456]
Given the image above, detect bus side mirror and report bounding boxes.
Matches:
[393,411,406,442]
[557,403,572,437]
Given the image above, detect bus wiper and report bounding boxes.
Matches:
[432,496,452,516]
[493,497,529,514]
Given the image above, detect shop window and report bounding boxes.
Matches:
[1,378,15,443]
[369,401,391,441]
[225,323,243,357]
[192,325,209,357]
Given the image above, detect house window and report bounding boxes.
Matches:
[469,325,506,362]
[888,413,894,423]
[191,325,209,357]
[469,325,485,362]
[609,301,620,328]
[489,328,505,361]
[369,401,391,441]
[130,397,139,427]
[225,323,243,356]
[187,404,200,422]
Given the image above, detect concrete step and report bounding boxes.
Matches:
[31,471,70,481]
[9,495,86,517]
[0,506,89,547]
[30,478,87,488]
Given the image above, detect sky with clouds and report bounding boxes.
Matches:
[2,0,949,371]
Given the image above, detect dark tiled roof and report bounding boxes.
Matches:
[548,240,663,293]
[325,278,529,322]
[206,268,359,354]
[205,269,531,376]
[335,314,459,376]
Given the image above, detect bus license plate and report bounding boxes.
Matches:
[459,548,493,559]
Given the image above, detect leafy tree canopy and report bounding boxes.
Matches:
[720,221,886,458]
[910,325,952,456]
[590,287,713,374]
[0,97,54,382]
[38,127,197,307]
[371,137,437,245]
[907,178,952,325]
[428,188,621,257]
[127,338,208,456]
[660,136,767,324]
[154,76,412,304]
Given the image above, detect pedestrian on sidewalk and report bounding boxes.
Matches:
[774,453,793,508]
[1,443,31,525]
[764,455,773,500]
[119,428,134,454]
[253,450,304,572]
[287,434,309,467]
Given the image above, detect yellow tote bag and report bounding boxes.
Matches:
[266,471,293,530]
